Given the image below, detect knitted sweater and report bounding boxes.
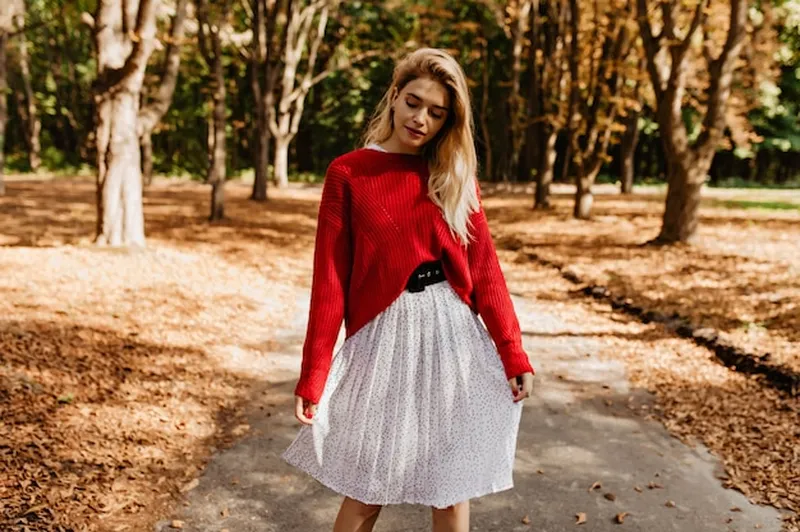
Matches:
[295,148,535,403]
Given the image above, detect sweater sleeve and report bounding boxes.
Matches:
[294,162,352,403]
[467,183,535,379]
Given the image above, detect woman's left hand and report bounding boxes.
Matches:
[508,372,534,402]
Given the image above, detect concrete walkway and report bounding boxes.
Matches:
[155,290,783,532]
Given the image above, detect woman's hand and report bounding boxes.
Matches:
[508,372,534,402]
[294,396,318,425]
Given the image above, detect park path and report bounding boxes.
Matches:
[154,280,783,532]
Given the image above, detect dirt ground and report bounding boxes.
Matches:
[0,178,797,531]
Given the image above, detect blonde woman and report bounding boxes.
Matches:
[282,48,535,532]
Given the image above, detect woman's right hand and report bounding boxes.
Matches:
[294,396,318,425]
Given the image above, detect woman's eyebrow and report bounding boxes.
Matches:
[407,92,448,112]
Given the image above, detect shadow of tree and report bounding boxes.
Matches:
[480,192,800,359]
[0,318,265,530]
[0,180,321,253]
[158,373,789,532]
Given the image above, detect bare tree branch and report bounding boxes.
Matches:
[139,0,188,134]
[672,0,708,67]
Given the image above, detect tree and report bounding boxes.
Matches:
[10,1,41,172]
[197,0,232,221]
[619,63,644,194]
[525,0,570,208]
[139,0,189,186]
[637,0,748,242]
[247,0,280,201]
[90,0,160,246]
[567,0,638,219]
[505,0,532,182]
[0,0,24,195]
[270,0,340,188]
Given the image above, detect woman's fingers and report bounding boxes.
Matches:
[294,396,316,425]
[508,377,519,395]
[510,372,534,403]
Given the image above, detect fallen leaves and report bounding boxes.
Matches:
[3,181,799,531]
[488,184,800,374]
[179,479,199,494]
[575,512,587,525]
[0,182,308,531]
[614,512,629,524]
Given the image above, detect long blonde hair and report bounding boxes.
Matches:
[363,48,480,246]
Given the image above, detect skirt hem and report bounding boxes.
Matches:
[282,452,513,509]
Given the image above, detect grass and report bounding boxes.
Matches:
[710,199,800,211]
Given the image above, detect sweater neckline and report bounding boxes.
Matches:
[362,145,426,160]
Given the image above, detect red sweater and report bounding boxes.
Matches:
[295,148,535,403]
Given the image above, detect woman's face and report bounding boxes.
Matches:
[390,77,451,152]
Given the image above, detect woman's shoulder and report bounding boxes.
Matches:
[328,148,373,171]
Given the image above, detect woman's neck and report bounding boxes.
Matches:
[378,133,421,155]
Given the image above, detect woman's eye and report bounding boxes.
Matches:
[431,112,443,120]
[406,101,418,108]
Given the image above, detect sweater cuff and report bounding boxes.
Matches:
[497,342,535,379]
[294,369,328,404]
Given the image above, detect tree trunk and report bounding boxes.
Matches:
[620,110,640,194]
[251,108,269,200]
[210,180,225,221]
[208,53,226,221]
[534,128,557,209]
[656,165,707,243]
[754,149,768,184]
[479,43,493,179]
[508,1,532,182]
[574,173,594,219]
[138,0,188,187]
[15,27,41,171]
[249,0,273,202]
[93,0,159,247]
[141,132,154,186]
[197,0,229,221]
[95,91,147,246]
[0,32,7,195]
[274,136,289,188]
[638,0,747,243]
[269,0,336,189]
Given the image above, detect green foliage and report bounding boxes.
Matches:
[2,0,799,189]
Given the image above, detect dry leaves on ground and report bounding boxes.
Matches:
[0,180,313,531]
[2,178,798,531]
[486,183,800,374]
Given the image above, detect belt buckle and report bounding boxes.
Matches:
[408,271,426,293]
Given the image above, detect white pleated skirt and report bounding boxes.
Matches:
[281,281,524,509]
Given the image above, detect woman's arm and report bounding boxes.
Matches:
[467,184,535,380]
[294,162,352,404]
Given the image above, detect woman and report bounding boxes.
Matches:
[281,47,535,532]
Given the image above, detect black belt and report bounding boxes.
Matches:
[406,260,446,293]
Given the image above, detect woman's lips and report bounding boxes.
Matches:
[405,126,424,138]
